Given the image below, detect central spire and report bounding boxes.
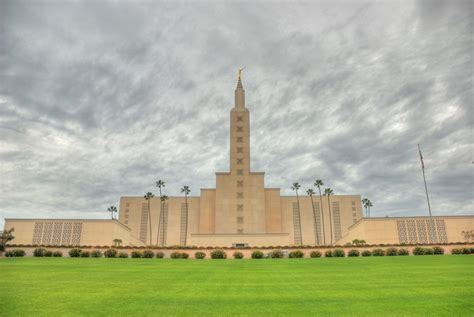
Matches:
[235,68,245,108]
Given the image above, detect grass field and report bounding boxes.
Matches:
[1,256,473,316]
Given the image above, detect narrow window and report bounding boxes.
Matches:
[237,169,243,175]
[237,147,243,153]
[237,116,243,122]
[237,137,243,143]
[237,229,244,234]
[237,181,243,187]
[237,126,243,132]
[237,158,243,164]
[237,204,243,211]
[237,192,243,199]
[237,217,244,224]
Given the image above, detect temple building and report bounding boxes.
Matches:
[3,73,474,247]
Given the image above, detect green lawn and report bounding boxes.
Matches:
[1,256,473,316]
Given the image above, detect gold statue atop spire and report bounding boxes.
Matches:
[238,66,246,80]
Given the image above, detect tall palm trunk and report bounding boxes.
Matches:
[157,187,163,246]
[184,193,188,246]
[309,195,319,245]
[295,190,303,245]
[147,199,152,246]
[327,195,333,245]
[318,188,326,245]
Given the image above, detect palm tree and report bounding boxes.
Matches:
[306,188,319,245]
[324,188,334,245]
[362,198,369,217]
[291,182,303,245]
[155,180,166,245]
[181,185,191,246]
[107,206,117,220]
[314,180,326,245]
[157,194,169,246]
[367,199,373,218]
[143,192,154,245]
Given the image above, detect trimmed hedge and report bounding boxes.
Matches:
[348,249,360,257]
[413,247,428,255]
[210,249,227,259]
[44,250,53,257]
[361,250,372,257]
[372,249,385,256]
[251,250,264,259]
[397,248,409,256]
[195,252,206,259]
[69,248,82,257]
[332,249,345,257]
[433,247,444,255]
[118,252,128,258]
[155,252,165,258]
[289,250,304,258]
[325,250,333,257]
[233,251,244,259]
[170,252,189,259]
[34,248,47,257]
[310,251,322,258]
[81,251,90,257]
[131,251,142,258]
[386,248,398,256]
[53,251,63,257]
[5,249,25,257]
[143,250,154,258]
[104,249,118,258]
[269,250,284,258]
[91,250,103,258]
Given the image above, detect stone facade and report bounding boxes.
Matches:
[3,74,473,247]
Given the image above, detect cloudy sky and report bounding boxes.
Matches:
[0,0,472,227]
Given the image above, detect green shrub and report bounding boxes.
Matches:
[143,250,154,258]
[386,248,398,256]
[104,248,117,258]
[310,251,322,258]
[269,250,284,258]
[5,249,25,257]
[424,247,434,255]
[155,252,164,258]
[462,248,471,254]
[325,250,333,257]
[233,251,244,259]
[361,250,372,257]
[432,247,444,255]
[44,250,53,257]
[451,248,462,255]
[181,253,189,259]
[34,248,47,257]
[332,249,345,257]
[131,251,142,258]
[289,250,305,258]
[210,249,227,259]
[251,250,264,259]
[372,248,385,256]
[81,251,90,257]
[91,250,103,258]
[170,251,182,259]
[413,247,426,256]
[397,248,409,256]
[69,248,82,257]
[348,249,360,257]
[118,252,128,258]
[195,252,206,259]
[53,251,63,257]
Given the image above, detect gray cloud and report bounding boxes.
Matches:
[0,0,472,227]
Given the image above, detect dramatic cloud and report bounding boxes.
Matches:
[0,0,472,227]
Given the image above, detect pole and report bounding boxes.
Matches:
[418,144,437,242]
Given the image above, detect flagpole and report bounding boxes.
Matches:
[418,144,437,242]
